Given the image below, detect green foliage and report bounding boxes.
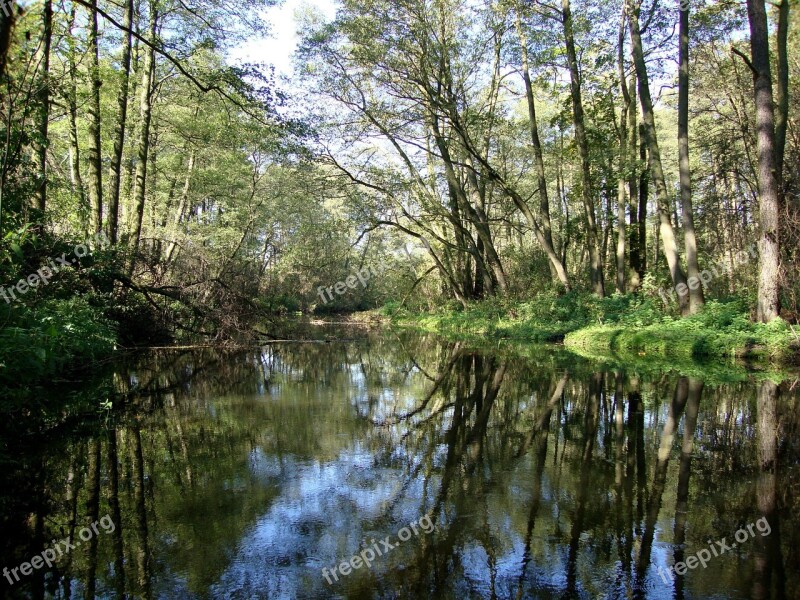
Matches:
[0,297,116,386]
[257,293,303,315]
[0,233,125,394]
[394,292,656,342]
[565,299,796,362]
[394,292,583,342]
[394,294,798,365]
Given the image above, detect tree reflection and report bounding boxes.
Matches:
[0,334,797,599]
[752,380,786,600]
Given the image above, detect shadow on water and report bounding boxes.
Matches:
[0,330,798,599]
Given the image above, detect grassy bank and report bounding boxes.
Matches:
[386,293,799,365]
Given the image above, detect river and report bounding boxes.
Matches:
[0,328,797,599]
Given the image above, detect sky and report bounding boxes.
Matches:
[228,0,338,78]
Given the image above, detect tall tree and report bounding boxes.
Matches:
[562,0,605,297]
[65,2,85,212]
[626,74,644,292]
[85,0,104,234]
[628,0,689,314]
[515,4,555,260]
[616,5,631,294]
[32,0,52,217]
[775,0,790,194]
[742,0,781,322]
[131,0,158,252]
[107,0,134,244]
[633,121,648,287]
[678,0,704,313]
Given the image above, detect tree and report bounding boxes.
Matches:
[300,0,569,300]
[514,2,557,278]
[678,0,704,313]
[628,0,689,315]
[616,4,632,294]
[64,2,85,212]
[107,0,134,244]
[775,0,790,190]
[85,0,103,234]
[740,0,781,322]
[562,0,604,297]
[32,0,52,217]
[130,0,158,252]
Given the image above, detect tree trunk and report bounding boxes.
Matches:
[164,150,194,264]
[628,0,688,314]
[85,438,102,600]
[131,0,157,253]
[746,0,781,322]
[678,2,705,313]
[516,7,554,253]
[603,172,613,282]
[86,0,104,234]
[465,164,508,294]
[775,0,790,188]
[147,130,158,253]
[637,123,648,280]
[107,430,126,596]
[32,0,52,217]
[558,129,571,271]
[563,0,604,297]
[628,77,643,291]
[432,123,491,297]
[107,0,134,244]
[66,3,86,216]
[616,7,630,294]
[121,1,141,237]
[0,0,13,80]
[132,426,152,599]
[430,73,566,291]
[616,160,628,293]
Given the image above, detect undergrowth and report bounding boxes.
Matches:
[387,293,798,363]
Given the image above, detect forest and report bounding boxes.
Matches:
[0,0,798,369]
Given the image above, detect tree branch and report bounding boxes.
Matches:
[71,0,274,125]
[731,46,758,75]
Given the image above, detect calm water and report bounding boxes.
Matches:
[1,329,798,599]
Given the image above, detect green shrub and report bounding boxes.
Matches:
[0,297,116,386]
[395,293,797,365]
[564,299,795,361]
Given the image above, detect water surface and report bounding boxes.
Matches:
[1,330,797,599]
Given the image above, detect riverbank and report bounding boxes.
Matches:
[385,293,799,368]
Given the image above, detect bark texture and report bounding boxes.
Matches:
[746,0,781,322]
